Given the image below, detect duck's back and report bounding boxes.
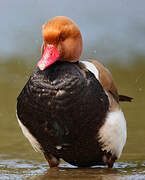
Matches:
[17,61,109,167]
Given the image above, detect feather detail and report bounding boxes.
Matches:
[119,95,133,102]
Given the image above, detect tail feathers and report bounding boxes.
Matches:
[119,95,133,102]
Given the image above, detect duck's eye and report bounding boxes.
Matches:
[59,34,66,41]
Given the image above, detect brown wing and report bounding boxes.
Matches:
[88,60,119,102]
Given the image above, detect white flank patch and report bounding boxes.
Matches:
[81,61,99,80]
[98,110,127,158]
[16,113,42,152]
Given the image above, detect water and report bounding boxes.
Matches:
[0,0,145,178]
[1,0,145,61]
[0,59,145,179]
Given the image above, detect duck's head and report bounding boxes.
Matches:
[37,16,83,70]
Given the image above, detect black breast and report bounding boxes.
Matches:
[17,61,109,167]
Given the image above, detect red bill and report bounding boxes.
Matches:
[37,45,60,70]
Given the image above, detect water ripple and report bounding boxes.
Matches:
[0,154,145,180]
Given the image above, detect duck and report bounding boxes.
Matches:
[16,16,132,168]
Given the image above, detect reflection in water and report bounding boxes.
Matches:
[0,59,145,179]
[32,163,145,180]
[0,154,145,180]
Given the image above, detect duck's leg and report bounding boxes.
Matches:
[103,154,116,169]
[44,153,60,167]
[107,161,114,169]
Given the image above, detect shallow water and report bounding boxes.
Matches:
[0,59,145,179]
[1,0,145,61]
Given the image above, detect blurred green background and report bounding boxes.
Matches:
[0,0,145,179]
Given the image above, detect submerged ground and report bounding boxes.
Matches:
[0,58,145,179]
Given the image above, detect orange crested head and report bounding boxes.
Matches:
[38,16,83,70]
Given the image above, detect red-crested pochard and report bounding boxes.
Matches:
[17,16,132,168]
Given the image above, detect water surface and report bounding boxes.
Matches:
[0,59,145,179]
[1,0,145,61]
